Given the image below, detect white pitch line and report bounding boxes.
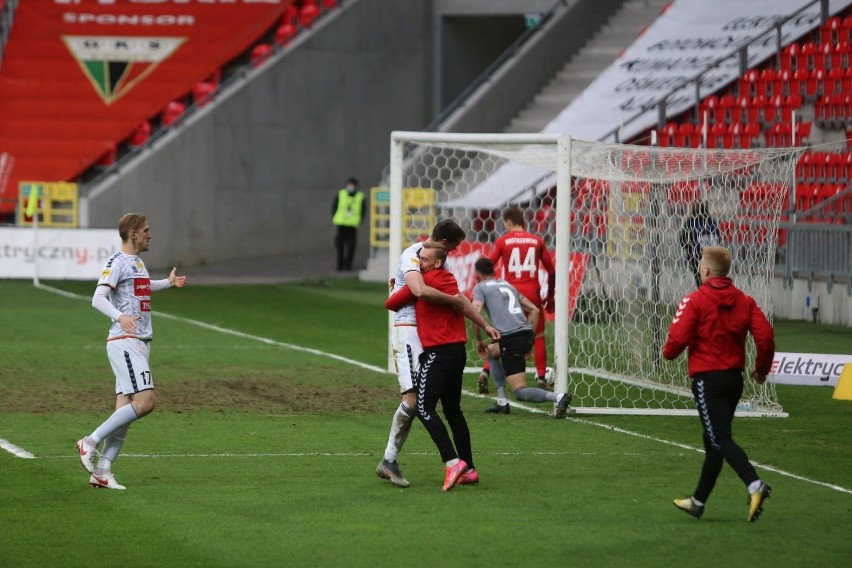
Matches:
[0,438,36,459]
[32,283,852,495]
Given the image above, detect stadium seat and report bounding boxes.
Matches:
[719,94,736,124]
[759,68,777,99]
[321,0,339,8]
[299,2,320,28]
[796,151,812,181]
[804,68,825,101]
[660,122,678,147]
[776,68,794,98]
[676,122,697,147]
[282,3,299,25]
[740,69,759,99]
[751,94,769,125]
[781,42,800,72]
[821,16,843,46]
[700,95,719,124]
[275,23,298,46]
[709,121,727,148]
[250,43,273,68]
[161,100,186,127]
[800,41,818,71]
[128,120,152,148]
[795,121,812,145]
[94,144,117,168]
[193,80,216,107]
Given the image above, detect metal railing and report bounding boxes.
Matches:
[604,0,831,141]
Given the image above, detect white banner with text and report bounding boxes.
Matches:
[0,227,120,280]
[769,352,851,387]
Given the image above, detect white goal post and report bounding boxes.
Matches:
[388,131,799,417]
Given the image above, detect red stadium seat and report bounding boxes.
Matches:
[796,151,812,181]
[800,41,818,71]
[321,0,339,8]
[821,16,843,45]
[719,94,736,124]
[193,80,216,107]
[740,69,760,99]
[759,68,777,99]
[781,42,800,72]
[299,2,320,28]
[95,144,117,168]
[128,121,152,148]
[804,68,825,101]
[161,101,186,127]
[250,43,273,68]
[795,121,812,145]
[275,23,298,46]
[282,4,299,25]
[700,95,719,124]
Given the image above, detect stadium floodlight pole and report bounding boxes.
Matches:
[553,133,571,396]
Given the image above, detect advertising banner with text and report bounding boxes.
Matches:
[0,227,120,280]
[769,352,851,387]
[0,0,291,212]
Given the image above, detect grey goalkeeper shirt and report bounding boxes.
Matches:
[472,279,532,335]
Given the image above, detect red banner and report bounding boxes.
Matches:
[0,0,292,213]
[446,241,588,322]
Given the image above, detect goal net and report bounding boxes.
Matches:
[388,131,799,417]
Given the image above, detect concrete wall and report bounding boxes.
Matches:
[439,0,629,133]
[773,277,852,326]
[84,0,433,270]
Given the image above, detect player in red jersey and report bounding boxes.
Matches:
[488,206,556,390]
[386,241,499,490]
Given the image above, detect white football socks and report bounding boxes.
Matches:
[90,403,139,445]
[384,402,415,462]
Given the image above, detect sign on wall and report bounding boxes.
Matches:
[0,227,120,280]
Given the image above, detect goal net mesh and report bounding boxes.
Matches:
[391,135,799,416]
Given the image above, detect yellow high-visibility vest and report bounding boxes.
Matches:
[333,189,364,227]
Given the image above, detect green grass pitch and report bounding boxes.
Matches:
[0,278,850,567]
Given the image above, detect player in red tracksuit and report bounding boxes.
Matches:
[662,246,774,522]
[488,206,556,390]
[386,241,499,491]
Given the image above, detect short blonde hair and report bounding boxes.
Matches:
[118,213,147,242]
[421,240,448,264]
[702,246,732,276]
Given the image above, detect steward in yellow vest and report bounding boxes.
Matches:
[331,178,366,271]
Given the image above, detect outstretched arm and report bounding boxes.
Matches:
[459,294,499,341]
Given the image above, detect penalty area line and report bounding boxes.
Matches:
[37,283,852,495]
[0,438,36,459]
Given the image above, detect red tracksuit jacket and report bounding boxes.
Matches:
[662,277,775,378]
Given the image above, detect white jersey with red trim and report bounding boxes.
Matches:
[97,252,154,340]
[391,241,423,325]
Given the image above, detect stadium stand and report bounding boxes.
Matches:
[0,0,341,220]
[652,9,852,227]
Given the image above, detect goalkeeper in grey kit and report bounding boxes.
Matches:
[470,258,572,417]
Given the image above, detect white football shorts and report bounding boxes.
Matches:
[392,325,422,394]
[106,338,154,396]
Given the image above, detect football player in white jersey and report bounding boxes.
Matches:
[376,220,467,487]
[76,213,186,490]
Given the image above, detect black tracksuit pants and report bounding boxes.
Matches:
[415,342,474,468]
[691,371,760,502]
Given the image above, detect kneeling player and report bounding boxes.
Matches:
[471,258,571,418]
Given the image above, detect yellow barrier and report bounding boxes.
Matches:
[370,187,436,248]
[832,363,852,401]
[17,181,79,227]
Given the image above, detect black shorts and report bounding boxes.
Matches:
[498,329,535,376]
